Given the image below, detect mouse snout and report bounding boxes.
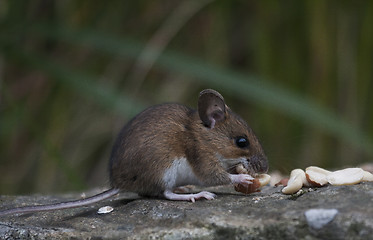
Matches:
[247,155,268,174]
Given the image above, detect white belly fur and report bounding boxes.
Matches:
[162,157,202,189]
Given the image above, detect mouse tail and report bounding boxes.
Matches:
[0,188,120,216]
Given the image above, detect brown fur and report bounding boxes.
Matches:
[109,90,268,197]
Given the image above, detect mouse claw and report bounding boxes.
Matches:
[195,191,216,201]
[187,191,216,202]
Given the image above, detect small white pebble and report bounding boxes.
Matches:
[305,208,339,229]
[296,189,305,195]
[97,206,114,214]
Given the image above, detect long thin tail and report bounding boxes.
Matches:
[0,188,120,216]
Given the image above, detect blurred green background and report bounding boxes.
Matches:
[1,0,372,194]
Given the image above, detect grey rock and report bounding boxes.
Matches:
[0,183,372,240]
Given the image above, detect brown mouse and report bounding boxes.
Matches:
[0,89,268,216]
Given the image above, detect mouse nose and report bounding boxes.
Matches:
[248,155,269,174]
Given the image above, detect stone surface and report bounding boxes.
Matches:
[0,183,372,240]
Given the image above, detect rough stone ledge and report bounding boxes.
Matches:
[0,183,372,240]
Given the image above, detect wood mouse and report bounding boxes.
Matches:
[0,89,268,216]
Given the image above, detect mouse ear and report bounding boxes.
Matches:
[198,89,226,129]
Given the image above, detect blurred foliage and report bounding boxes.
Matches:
[0,0,372,194]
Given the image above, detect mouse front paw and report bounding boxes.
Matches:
[230,174,254,185]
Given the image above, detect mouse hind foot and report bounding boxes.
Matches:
[163,190,216,203]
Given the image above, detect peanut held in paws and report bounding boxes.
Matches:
[234,164,271,194]
[234,178,261,194]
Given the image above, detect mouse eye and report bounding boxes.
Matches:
[235,136,249,148]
